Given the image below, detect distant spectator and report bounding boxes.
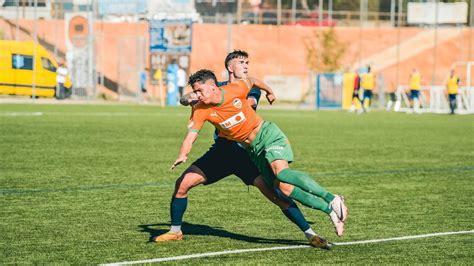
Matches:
[386,81,401,112]
[348,70,362,113]
[446,69,460,115]
[360,65,376,112]
[177,66,187,98]
[140,69,147,93]
[408,68,422,113]
[56,62,68,100]
[140,69,148,102]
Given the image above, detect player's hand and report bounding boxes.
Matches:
[171,155,187,170]
[266,92,275,105]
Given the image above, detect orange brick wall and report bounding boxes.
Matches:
[2,18,473,95]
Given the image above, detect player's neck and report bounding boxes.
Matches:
[229,75,242,84]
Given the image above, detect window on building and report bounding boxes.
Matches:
[2,0,46,7]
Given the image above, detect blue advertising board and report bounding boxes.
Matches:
[149,19,192,54]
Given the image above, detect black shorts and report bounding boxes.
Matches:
[410,90,419,99]
[363,90,373,99]
[192,137,259,186]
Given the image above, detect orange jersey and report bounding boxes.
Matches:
[187,80,263,142]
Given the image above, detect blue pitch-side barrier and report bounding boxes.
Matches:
[316,73,343,109]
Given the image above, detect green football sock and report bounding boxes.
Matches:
[277,168,335,203]
[289,186,331,214]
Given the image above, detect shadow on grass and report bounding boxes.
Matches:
[138,222,307,246]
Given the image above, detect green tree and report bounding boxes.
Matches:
[304,27,346,72]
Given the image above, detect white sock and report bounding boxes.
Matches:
[304,228,317,239]
[394,101,401,112]
[170,225,181,233]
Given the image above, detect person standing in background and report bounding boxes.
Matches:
[139,69,148,101]
[56,61,68,100]
[360,66,376,112]
[177,66,187,99]
[348,70,362,113]
[408,68,422,113]
[446,69,461,115]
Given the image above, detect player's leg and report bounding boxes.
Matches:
[365,90,372,111]
[231,142,325,245]
[449,94,456,114]
[272,160,334,209]
[273,169,345,237]
[153,165,206,242]
[253,176,325,243]
[249,122,346,236]
[360,90,367,112]
[154,142,231,242]
[349,95,356,112]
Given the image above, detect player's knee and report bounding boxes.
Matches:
[174,168,206,197]
[277,182,294,197]
[270,160,289,176]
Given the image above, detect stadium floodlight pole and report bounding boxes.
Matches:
[390,0,395,27]
[226,13,233,52]
[470,0,473,61]
[431,1,439,86]
[358,0,366,68]
[237,0,242,24]
[136,1,141,103]
[396,0,402,90]
[328,0,332,25]
[277,0,281,26]
[54,1,58,62]
[15,0,19,40]
[32,0,38,100]
[89,0,96,100]
[291,0,296,25]
[319,0,323,26]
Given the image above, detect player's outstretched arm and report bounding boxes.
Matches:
[180,92,198,106]
[171,131,198,169]
[246,77,276,105]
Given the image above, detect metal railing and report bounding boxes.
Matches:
[201,8,407,27]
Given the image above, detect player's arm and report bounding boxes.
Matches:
[171,131,198,169]
[172,108,205,169]
[245,77,275,104]
[246,88,261,109]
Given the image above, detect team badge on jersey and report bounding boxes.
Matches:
[232,98,242,109]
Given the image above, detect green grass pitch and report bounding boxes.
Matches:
[1,103,473,264]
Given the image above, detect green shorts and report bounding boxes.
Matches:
[247,121,294,187]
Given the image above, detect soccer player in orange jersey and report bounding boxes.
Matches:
[174,69,348,238]
[155,51,327,248]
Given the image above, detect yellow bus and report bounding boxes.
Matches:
[0,40,72,98]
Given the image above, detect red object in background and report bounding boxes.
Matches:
[287,19,337,26]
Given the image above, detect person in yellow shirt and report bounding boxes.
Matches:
[361,66,375,112]
[408,68,422,113]
[446,69,461,114]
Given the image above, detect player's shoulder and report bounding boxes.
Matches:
[217,81,229,87]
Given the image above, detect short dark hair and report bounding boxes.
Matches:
[224,50,249,70]
[188,69,218,86]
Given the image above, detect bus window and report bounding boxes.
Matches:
[41,57,56,72]
[12,54,33,70]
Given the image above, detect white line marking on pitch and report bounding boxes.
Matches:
[101,230,474,265]
[0,112,43,116]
